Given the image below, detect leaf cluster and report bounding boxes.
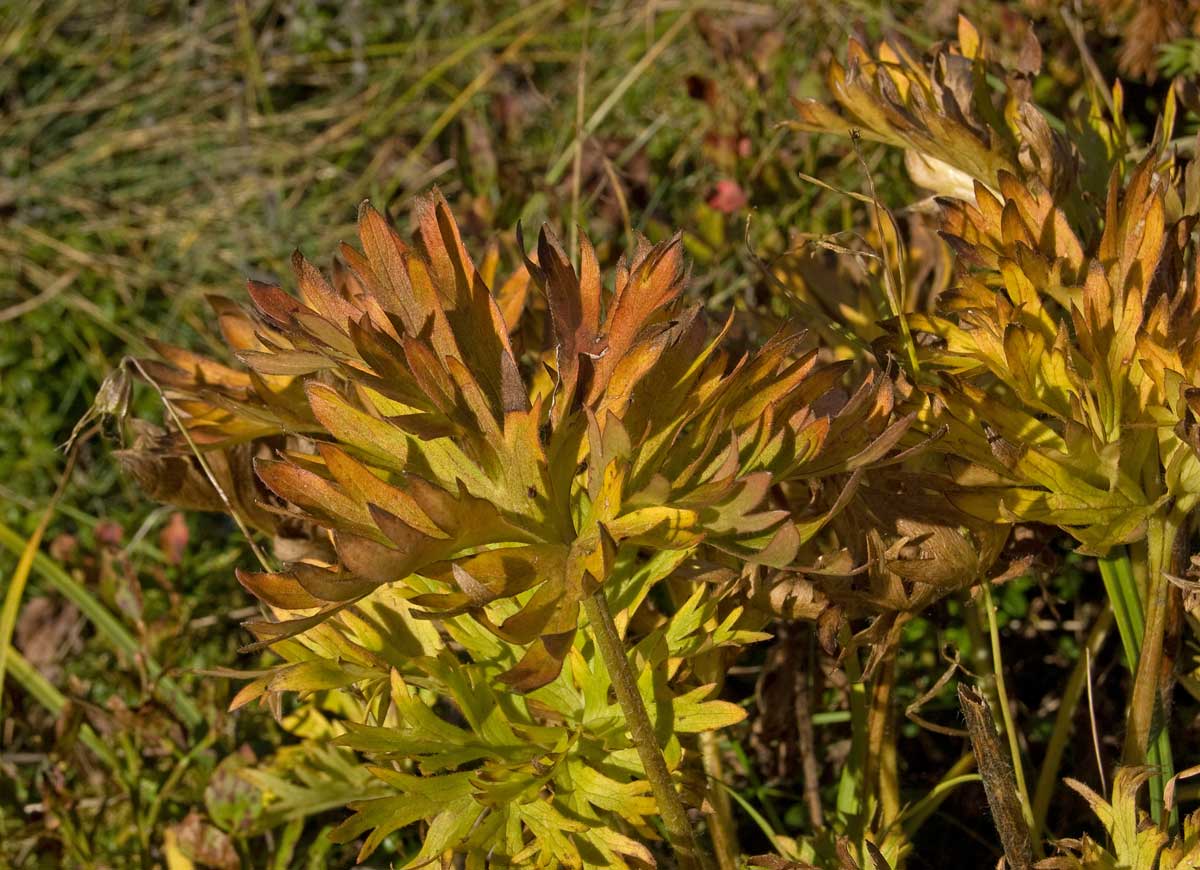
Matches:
[108,10,1200,868]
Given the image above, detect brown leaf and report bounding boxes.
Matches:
[817,605,843,655]
[498,629,576,691]
[169,811,239,870]
[15,596,81,682]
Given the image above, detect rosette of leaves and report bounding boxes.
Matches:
[907,150,1197,548]
[789,16,1124,236]
[793,11,1200,812]
[892,119,1200,813]
[124,191,911,865]
[132,191,876,687]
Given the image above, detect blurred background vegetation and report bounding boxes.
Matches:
[1,0,1196,866]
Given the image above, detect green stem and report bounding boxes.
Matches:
[582,589,707,870]
[1099,552,1142,667]
[1103,545,1176,826]
[837,628,870,846]
[1122,516,1180,826]
[981,581,1040,859]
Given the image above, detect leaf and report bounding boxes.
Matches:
[499,630,577,691]
[568,762,657,823]
[672,686,748,733]
[329,769,475,862]
[240,744,389,833]
[305,382,410,470]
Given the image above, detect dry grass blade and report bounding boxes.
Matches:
[1086,646,1108,797]
[1059,5,1119,119]
[382,17,549,205]
[0,268,77,323]
[544,9,694,184]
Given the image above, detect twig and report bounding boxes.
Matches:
[958,684,1034,870]
[905,646,969,738]
[980,581,1037,857]
[127,357,273,572]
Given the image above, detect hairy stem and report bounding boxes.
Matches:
[959,685,1034,870]
[583,589,707,870]
[699,731,738,870]
[980,581,1039,859]
[871,653,901,829]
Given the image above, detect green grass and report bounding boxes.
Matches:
[1,0,936,509]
